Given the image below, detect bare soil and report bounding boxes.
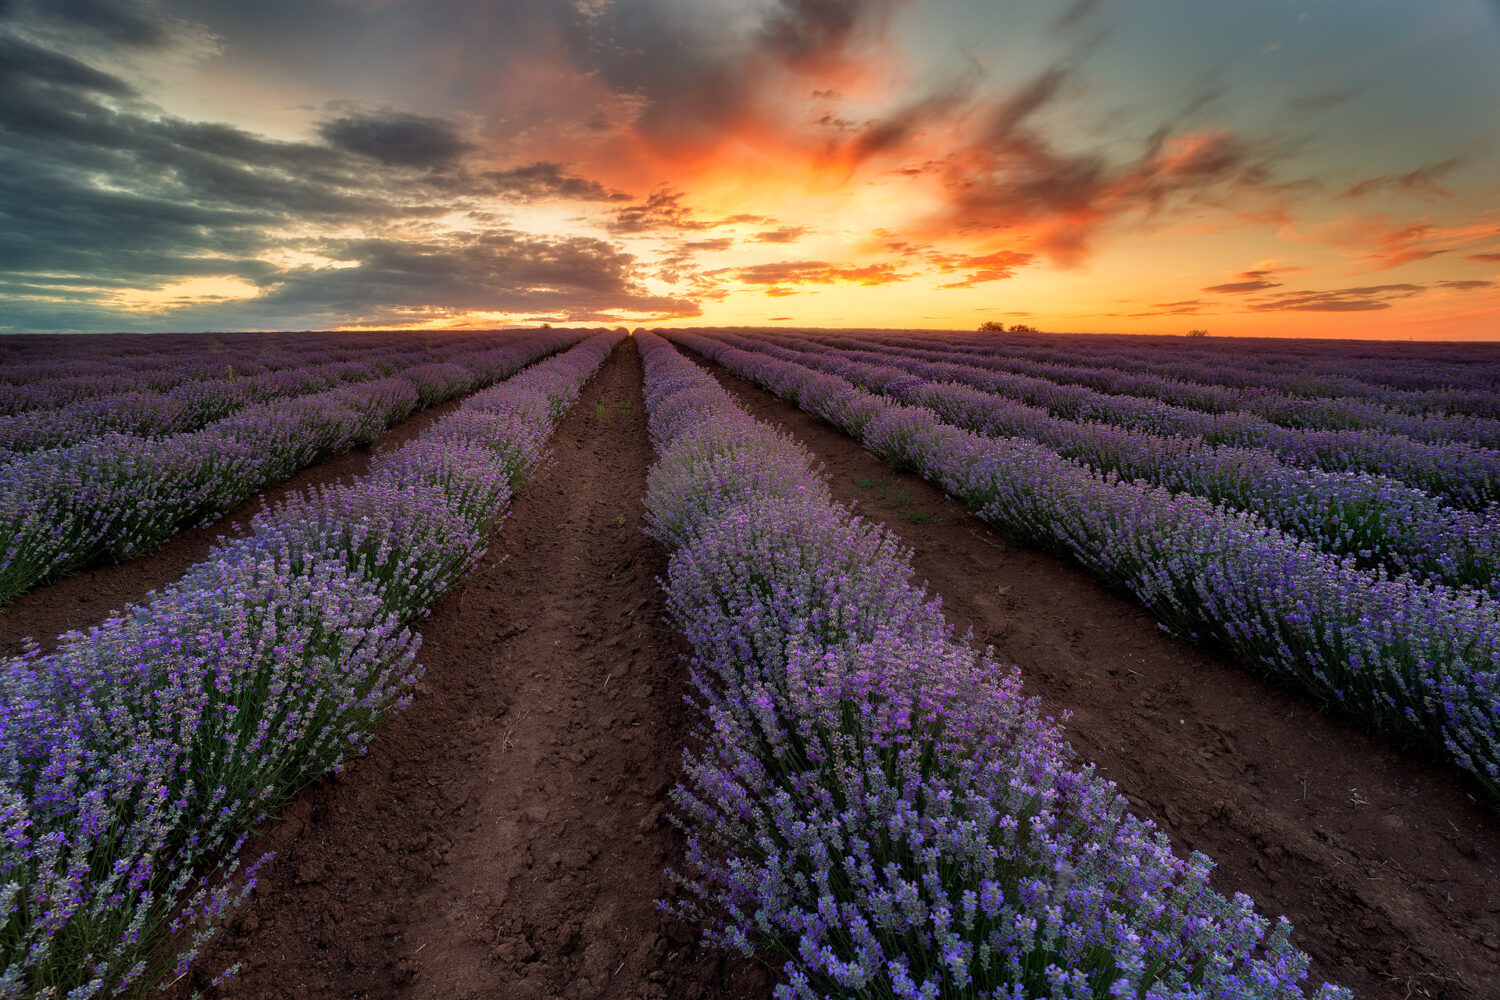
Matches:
[683,347,1500,1000]
[175,340,776,999]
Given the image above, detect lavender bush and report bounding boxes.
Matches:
[637,332,1348,999]
[728,331,1500,509]
[0,336,520,456]
[0,332,587,606]
[780,328,1500,418]
[670,331,1500,801]
[818,333,1500,449]
[713,334,1500,595]
[0,331,622,997]
[0,546,420,998]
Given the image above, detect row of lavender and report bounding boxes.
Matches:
[735,330,1500,509]
[804,331,1500,451]
[0,332,620,999]
[667,331,1500,803]
[0,334,537,455]
[877,329,1500,412]
[637,332,1347,999]
[0,330,519,391]
[708,332,1500,596]
[0,332,587,606]
[0,331,512,417]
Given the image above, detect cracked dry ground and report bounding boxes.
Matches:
[175,341,775,999]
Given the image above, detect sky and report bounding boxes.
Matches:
[1,0,1498,339]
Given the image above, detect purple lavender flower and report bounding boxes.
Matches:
[637,331,1349,999]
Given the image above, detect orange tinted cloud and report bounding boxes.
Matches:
[926,248,1036,287]
[1283,213,1500,271]
[710,258,907,296]
[1340,157,1462,201]
[1246,283,1425,312]
[1203,279,1281,293]
[888,69,1281,265]
[751,226,811,243]
[605,189,773,234]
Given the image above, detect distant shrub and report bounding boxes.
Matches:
[1187,328,1209,337]
[1010,322,1038,333]
[977,320,1006,332]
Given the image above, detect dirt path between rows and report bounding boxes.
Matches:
[0,394,469,657]
[178,340,776,1000]
[681,347,1500,1000]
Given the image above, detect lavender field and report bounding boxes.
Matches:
[1,329,1497,1000]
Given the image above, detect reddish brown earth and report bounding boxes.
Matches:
[174,340,775,999]
[682,347,1500,1000]
[0,394,469,658]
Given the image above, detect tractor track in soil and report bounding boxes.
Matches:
[174,339,775,999]
[678,345,1500,1000]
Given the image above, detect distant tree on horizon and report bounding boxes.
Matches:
[978,320,1040,333]
[1186,328,1209,337]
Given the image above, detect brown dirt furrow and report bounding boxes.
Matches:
[682,346,1500,1000]
[0,394,469,658]
[179,339,775,1000]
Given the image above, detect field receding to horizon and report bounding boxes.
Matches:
[1,326,1497,1000]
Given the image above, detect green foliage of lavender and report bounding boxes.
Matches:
[673,332,1500,803]
[637,333,1348,999]
[0,332,622,998]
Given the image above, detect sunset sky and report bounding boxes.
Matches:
[2,0,1498,338]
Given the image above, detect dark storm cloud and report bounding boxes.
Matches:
[757,0,892,73]
[243,230,700,323]
[2,0,176,47]
[0,34,137,96]
[0,19,699,330]
[573,0,897,156]
[317,109,473,169]
[1,228,701,332]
